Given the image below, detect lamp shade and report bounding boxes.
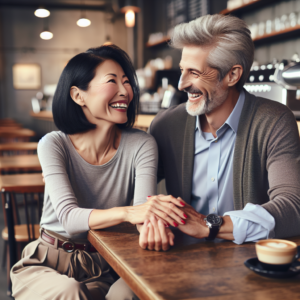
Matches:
[77,18,91,27]
[40,31,53,40]
[34,8,50,18]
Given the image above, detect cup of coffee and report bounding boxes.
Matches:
[255,239,300,271]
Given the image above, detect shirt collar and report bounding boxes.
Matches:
[195,89,245,135]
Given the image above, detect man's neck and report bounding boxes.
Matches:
[200,88,241,137]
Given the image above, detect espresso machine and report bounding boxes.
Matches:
[244,58,300,120]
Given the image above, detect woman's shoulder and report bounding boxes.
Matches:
[123,128,156,144]
[122,128,158,154]
[38,131,69,154]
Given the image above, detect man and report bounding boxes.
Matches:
[147,14,300,245]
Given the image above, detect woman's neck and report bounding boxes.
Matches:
[68,121,121,165]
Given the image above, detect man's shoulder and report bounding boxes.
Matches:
[246,91,292,119]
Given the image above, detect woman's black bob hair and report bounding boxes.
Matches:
[52,44,139,134]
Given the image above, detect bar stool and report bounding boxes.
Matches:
[1,173,44,296]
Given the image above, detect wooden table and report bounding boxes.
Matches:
[88,224,300,300]
[0,155,41,173]
[0,142,38,155]
[0,128,35,142]
[31,111,156,132]
[0,173,44,193]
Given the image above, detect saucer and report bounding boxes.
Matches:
[244,257,300,279]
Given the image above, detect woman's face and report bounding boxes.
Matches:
[77,59,134,126]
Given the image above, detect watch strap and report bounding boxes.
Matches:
[205,225,220,240]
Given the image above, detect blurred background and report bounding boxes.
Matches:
[1,0,300,298]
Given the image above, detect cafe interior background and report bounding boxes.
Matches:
[1,0,300,298]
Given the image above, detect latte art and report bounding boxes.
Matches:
[266,242,288,249]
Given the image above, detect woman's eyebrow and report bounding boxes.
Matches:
[105,73,117,77]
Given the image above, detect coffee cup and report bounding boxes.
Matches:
[255,239,300,271]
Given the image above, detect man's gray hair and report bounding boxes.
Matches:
[171,14,254,91]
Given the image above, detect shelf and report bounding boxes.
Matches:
[146,36,170,48]
[253,24,300,46]
[220,0,282,16]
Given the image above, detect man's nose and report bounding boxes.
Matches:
[178,73,191,91]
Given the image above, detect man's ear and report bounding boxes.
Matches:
[227,65,243,87]
[70,86,85,107]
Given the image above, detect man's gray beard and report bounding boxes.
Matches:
[185,88,228,117]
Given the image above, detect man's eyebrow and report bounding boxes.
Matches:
[179,65,202,73]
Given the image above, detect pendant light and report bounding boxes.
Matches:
[77,0,91,27]
[120,0,140,27]
[34,7,50,18]
[40,18,53,40]
[77,14,91,27]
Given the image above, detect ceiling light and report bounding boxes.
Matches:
[77,17,91,27]
[121,0,140,27]
[34,8,50,18]
[40,31,53,40]
[125,10,135,27]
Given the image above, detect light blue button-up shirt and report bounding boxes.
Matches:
[191,90,275,244]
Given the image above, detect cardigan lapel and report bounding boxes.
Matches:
[233,90,257,210]
[181,114,196,204]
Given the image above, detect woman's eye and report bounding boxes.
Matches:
[124,80,130,84]
[108,79,116,83]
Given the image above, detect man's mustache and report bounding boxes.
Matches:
[183,87,203,94]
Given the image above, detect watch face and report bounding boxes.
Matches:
[207,214,221,225]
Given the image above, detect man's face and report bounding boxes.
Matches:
[178,45,229,116]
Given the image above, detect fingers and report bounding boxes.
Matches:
[157,219,170,251]
[167,229,175,247]
[152,195,185,207]
[139,220,150,250]
[147,221,155,251]
[150,216,162,251]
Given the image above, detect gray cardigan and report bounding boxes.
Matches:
[149,90,300,238]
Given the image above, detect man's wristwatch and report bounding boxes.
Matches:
[204,214,223,240]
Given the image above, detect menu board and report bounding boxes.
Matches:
[167,0,209,31]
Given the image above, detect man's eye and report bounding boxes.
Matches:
[192,72,198,76]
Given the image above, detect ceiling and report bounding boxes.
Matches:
[0,0,122,12]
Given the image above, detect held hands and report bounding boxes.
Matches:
[125,195,187,227]
[138,215,175,251]
[175,197,209,239]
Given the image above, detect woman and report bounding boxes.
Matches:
[10,45,186,300]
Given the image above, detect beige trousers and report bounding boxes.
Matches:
[10,230,138,300]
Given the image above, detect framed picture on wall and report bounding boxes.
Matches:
[12,63,41,90]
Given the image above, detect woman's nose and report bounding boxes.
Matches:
[118,82,129,97]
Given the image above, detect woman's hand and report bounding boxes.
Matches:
[138,216,175,251]
[125,195,187,227]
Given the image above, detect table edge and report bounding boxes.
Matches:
[88,230,162,300]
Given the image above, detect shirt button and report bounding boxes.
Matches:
[215,139,218,143]
[211,177,215,182]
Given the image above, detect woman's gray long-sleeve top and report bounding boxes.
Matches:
[38,129,158,239]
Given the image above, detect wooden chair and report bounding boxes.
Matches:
[0,173,44,296]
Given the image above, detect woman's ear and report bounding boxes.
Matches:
[227,65,243,87]
[70,86,85,107]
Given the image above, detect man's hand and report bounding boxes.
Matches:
[138,216,175,251]
[176,198,209,239]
